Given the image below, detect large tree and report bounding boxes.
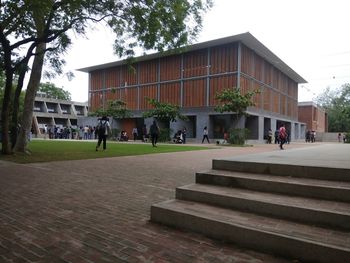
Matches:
[315,84,350,132]
[214,87,260,144]
[214,88,260,118]
[0,0,213,154]
[143,98,188,123]
[38,82,71,100]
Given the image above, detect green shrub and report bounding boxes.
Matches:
[158,128,172,142]
[228,128,250,145]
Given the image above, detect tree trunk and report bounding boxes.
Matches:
[0,41,15,155]
[14,42,46,153]
[1,72,14,155]
[10,69,26,148]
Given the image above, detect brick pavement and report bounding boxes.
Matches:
[0,142,316,263]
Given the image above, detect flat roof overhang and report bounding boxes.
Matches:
[77,32,307,84]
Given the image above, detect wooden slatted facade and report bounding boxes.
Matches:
[80,33,306,141]
[87,39,300,121]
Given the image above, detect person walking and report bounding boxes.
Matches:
[182,127,187,144]
[95,116,111,151]
[150,120,160,147]
[278,124,287,150]
[132,127,138,141]
[201,126,210,143]
[142,124,148,142]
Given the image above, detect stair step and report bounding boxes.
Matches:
[151,199,350,263]
[212,159,350,182]
[176,183,350,230]
[196,170,350,202]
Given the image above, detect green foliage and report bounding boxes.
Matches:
[214,88,259,145]
[143,98,188,122]
[1,0,212,154]
[158,128,172,142]
[214,88,260,117]
[89,99,132,119]
[227,128,250,145]
[316,84,350,132]
[38,82,71,100]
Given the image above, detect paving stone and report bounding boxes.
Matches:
[0,142,314,262]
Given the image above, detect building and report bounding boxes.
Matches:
[78,32,307,142]
[298,101,328,132]
[32,92,88,136]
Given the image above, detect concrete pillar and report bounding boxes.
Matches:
[291,122,296,141]
[42,101,48,113]
[271,118,277,132]
[57,103,63,114]
[258,116,264,141]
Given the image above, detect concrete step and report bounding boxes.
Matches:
[212,159,350,182]
[196,170,350,202]
[176,183,350,230]
[151,199,350,263]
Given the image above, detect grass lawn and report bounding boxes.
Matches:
[0,140,211,164]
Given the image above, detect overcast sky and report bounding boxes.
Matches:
[48,0,350,102]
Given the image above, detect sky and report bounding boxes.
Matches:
[48,0,350,103]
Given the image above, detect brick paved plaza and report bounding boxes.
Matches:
[0,142,320,262]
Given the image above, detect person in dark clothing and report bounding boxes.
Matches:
[202,126,210,143]
[95,116,111,151]
[182,127,187,144]
[150,120,160,147]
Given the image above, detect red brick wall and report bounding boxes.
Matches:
[298,105,327,132]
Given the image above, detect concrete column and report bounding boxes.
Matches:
[57,103,63,114]
[271,118,277,132]
[258,116,264,141]
[291,122,296,141]
[42,101,48,113]
[71,104,77,116]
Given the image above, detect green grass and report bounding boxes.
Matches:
[0,140,210,164]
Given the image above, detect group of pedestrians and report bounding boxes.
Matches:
[93,118,215,151]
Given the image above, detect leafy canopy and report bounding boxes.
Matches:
[214,88,260,117]
[89,99,132,119]
[142,98,188,122]
[315,83,350,132]
[38,82,71,100]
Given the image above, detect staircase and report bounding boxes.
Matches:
[151,158,350,262]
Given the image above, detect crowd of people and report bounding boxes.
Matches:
[40,119,348,152]
[41,125,100,140]
[305,130,316,143]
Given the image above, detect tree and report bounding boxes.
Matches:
[214,87,260,144]
[38,82,71,100]
[142,98,188,123]
[1,0,213,154]
[315,84,350,132]
[214,88,259,117]
[89,99,132,119]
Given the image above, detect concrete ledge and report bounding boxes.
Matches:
[151,200,350,263]
[196,170,350,202]
[176,184,350,230]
